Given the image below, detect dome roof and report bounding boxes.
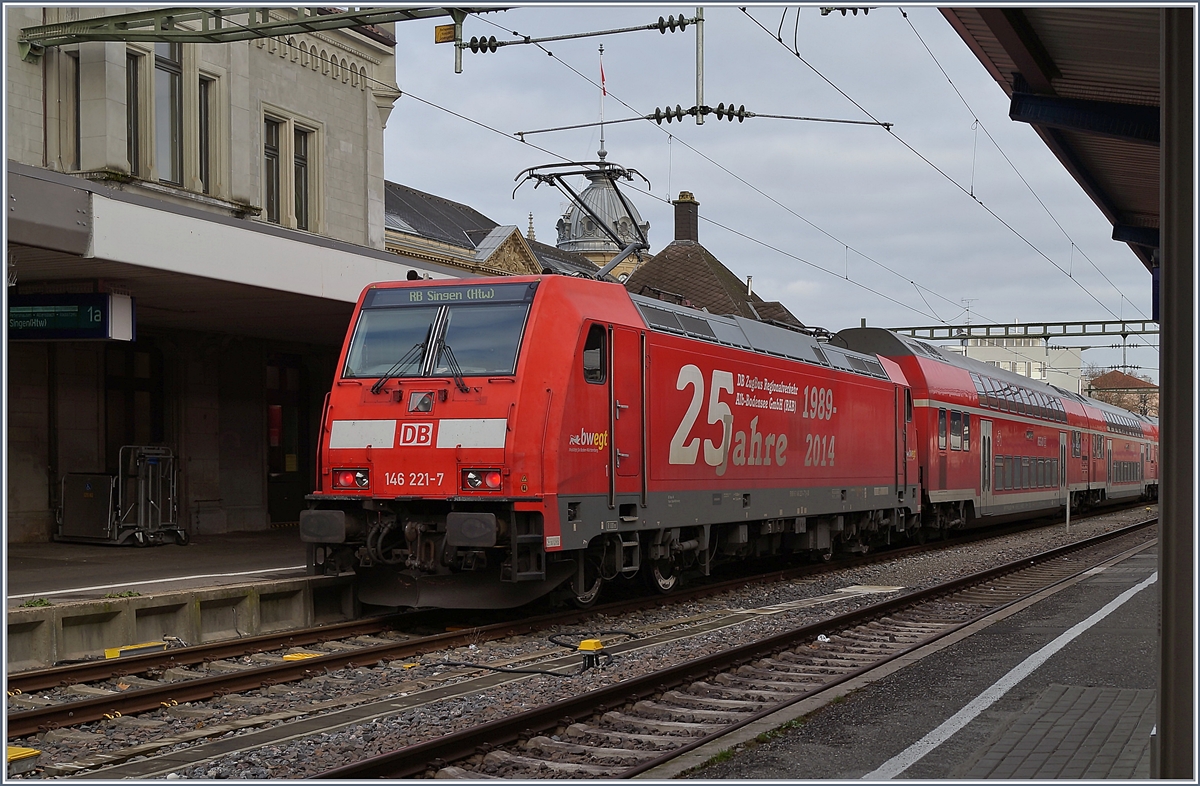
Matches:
[556,153,649,256]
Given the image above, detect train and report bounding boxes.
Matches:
[299,275,1158,609]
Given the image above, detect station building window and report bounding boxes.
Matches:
[119,43,221,191]
[198,75,214,194]
[155,43,183,185]
[262,107,321,231]
[126,52,142,176]
[264,118,281,223]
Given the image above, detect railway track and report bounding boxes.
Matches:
[313,517,1156,779]
[6,509,1091,739]
[4,509,1152,778]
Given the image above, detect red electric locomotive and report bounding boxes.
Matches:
[301,275,1157,609]
[301,275,919,608]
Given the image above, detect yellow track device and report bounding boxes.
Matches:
[104,642,168,659]
[8,746,40,776]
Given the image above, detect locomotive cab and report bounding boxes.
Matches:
[301,278,572,608]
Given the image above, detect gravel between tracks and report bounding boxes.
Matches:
[11,506,1154,779]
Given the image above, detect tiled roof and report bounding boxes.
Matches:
[623,241,802,326]
[1089,370,1156,389]
[384,181,497,249]
[527,238,600,277]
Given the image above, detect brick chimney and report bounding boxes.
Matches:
[673,191,699,242]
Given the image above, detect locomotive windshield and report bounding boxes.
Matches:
[343,282,537,379]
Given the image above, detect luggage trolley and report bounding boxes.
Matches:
[56,446,188,546]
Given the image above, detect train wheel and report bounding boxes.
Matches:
[174,529,190,546]
[644,559,678,594]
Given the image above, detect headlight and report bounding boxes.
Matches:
[462,469,502,491]
[333,469,369,489]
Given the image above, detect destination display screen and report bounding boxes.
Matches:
[8,293,135,341]
[364,281,538,309]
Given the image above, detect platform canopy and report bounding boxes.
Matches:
[941,8,1160,272]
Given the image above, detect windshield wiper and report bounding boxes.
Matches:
[439,341,471,393]
[369,340,426,394]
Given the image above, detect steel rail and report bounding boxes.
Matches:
[6,615,409,694]
[7,505,1146,738]
[312,517,1156,779]
[4,541,931,738]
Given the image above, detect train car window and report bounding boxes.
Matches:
[905,389,913,422]
[1006,456,1015,490]
[950,411,962,450]
[582,324,606,384]
[995,455,1006,490]
[1021,457,1030,489]
[986,377,1000,410]
[1072,431,1081,457]
[1038,459,1046,487]
[963,413,970,451]
[938,409,947,450]
[970,373,985,397]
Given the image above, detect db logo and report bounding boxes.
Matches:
[398,422,434,446]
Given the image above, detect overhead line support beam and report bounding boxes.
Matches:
[889,320,1160,340]
[19,7,501,50]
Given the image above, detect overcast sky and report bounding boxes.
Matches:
[381,5,1158,382]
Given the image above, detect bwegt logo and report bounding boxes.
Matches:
[569,429,608,450]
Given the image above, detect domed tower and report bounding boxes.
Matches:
[555,146,650,281]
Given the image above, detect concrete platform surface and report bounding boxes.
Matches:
[684,546,1159,780]
[7,528,308,606]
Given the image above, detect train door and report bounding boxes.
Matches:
[980,420,993,510]
[895,389,908,497]
[1107,439,1113,491]
[1059,431,1068,505]
[610,326,644,496]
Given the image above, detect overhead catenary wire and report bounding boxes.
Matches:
[466,9,1124,377]
[253,12,1130,380]
[898,8,1153,327]
[742,7,1153,353]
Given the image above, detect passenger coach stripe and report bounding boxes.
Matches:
[329,420,396,449]
[436,419,507,449]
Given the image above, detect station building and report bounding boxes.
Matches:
[4,7,468,543]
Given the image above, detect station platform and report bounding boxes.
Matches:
[6,527,309,606]
[666,538,1161,780]
[5,529,347,672]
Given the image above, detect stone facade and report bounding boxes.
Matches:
[5,6,398,247]
[5,7,403,542]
